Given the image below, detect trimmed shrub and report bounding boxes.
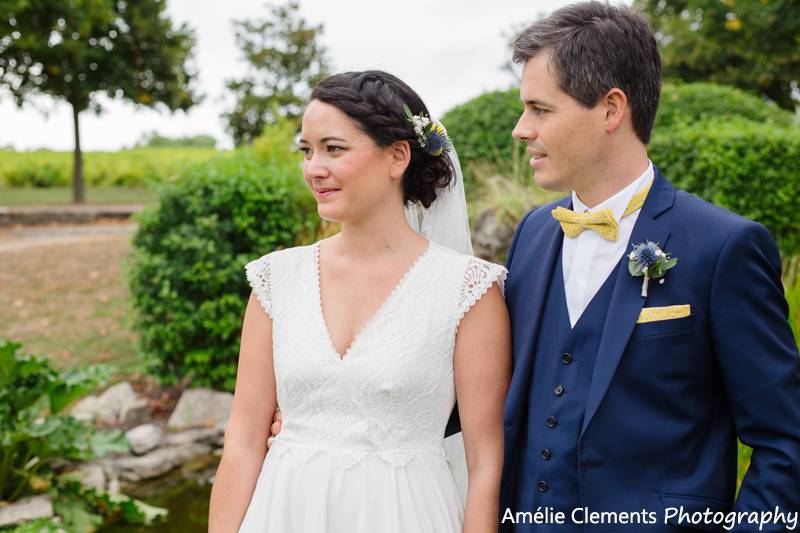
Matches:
[439,83,796,186]
[655,83,797,131]
[440,88,525,188]
[649,118,800,255]
[127,148,319,390]
[441,82,799,256]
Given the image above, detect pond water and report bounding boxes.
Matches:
[100,455,218,532]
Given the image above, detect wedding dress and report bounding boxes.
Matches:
[238,239,506,532]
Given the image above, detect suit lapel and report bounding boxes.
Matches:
[580,169,676,437]
[505,196,569,428]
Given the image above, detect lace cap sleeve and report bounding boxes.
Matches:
[245,254,272,318]
[457,257,508,325]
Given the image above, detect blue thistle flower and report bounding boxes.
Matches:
[424,123,449,156]
[633,241,660,268]
[628,240,678,297]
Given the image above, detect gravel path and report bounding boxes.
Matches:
[0,222,137,253]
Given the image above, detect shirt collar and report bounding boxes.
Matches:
[572,160,654,220]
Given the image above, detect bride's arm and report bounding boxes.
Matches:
[455,283,511,533]
[208,290,277,532]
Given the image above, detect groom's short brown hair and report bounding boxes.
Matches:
[513,1,661,144]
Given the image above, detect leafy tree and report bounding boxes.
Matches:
[635,0,800,110]
[0,0,201,203]
[223,0,330,146]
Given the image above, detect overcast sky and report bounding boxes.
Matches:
[0,0,594,151]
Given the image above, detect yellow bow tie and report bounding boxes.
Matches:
[551,179,653,242]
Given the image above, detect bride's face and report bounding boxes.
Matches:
[299,100,405,223]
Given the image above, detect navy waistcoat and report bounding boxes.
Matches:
[513,250,621,531]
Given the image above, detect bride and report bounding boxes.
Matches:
[208,70,511,533]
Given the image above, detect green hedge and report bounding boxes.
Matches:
[0,147,223,188]
[440,88,525,187]
[649,118,800,255]
[655,83,796,131]
[440,83,796,179]
[127,148,319,390]
[441,82,799,255]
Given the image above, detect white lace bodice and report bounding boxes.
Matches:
[244,240,506,469]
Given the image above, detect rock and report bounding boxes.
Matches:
[167,388,233,431]
[106,469,121,494]
[472,209,516,263]
[97,382,139,423]
[165,425,224,447]
[125,423,164,455]
[0,494,54,528]
[74,464,106,491]
[70,394,101,423]
[114,443,213,482]
[119,397,150,426]
[72,382,141,425]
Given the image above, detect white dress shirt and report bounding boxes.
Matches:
[562,161,654,327]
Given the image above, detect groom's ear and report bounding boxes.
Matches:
[602,88,628,134]
[388,140,412,180]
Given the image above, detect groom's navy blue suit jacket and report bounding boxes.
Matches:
[499,168,800,531]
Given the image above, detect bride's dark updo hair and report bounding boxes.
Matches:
[309,70,454,208]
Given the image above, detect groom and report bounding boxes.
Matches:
[499,2,800,532]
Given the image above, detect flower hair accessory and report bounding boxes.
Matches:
[403,103,453,157]
[628,241,678,297]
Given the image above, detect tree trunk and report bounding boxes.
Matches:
[71,102,85,204]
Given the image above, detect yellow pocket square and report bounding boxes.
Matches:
[637,304,691,324]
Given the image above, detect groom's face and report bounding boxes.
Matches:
[512,51,607,193]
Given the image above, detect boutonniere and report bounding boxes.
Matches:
[628,241,678,298]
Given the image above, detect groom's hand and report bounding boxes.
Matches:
[267,408,282,448]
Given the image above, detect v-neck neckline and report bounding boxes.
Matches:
[313,239,434,363]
